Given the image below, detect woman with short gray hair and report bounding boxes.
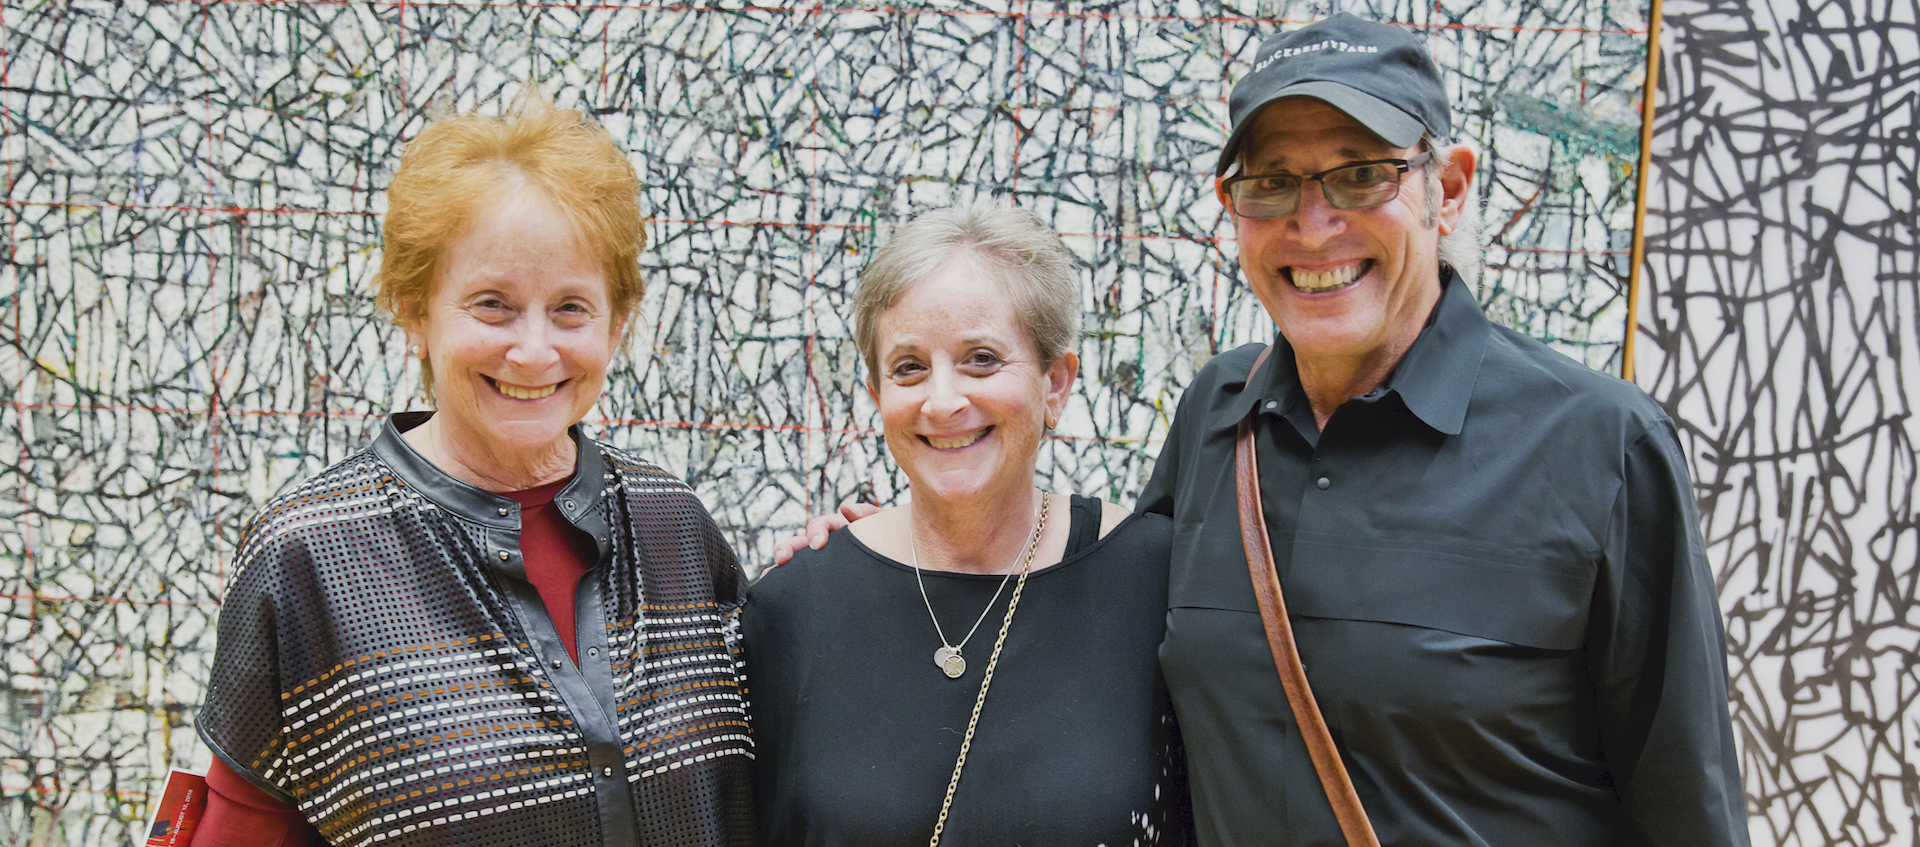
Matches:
[850,201,1084,376]
[744,198,1193,846]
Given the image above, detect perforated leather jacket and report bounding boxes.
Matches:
[199,412,753,846]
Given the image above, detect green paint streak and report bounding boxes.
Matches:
[1495,92,1639,160]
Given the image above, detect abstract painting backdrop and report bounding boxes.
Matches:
[4,0,1909,844]
[1642,0,1920,844]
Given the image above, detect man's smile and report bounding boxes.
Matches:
[1285,260,1370,294]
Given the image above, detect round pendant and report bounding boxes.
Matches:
[934,646,966,678]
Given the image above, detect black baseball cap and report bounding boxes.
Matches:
[1217,13,1452,176]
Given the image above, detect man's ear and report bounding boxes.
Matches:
[1435,144,1478,236]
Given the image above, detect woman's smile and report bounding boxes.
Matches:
[488,376,565,400]
[922,426,993,450]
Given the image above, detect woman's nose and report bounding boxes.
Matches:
[504,317,562,371]
[922,367,970,418]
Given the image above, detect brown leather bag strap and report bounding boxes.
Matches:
[1236,345,1382,847]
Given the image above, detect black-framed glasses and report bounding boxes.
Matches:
[1221,151,1432,219]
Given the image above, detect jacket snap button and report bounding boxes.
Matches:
[564,499,576,510]
[550,659,562,669]
[496,507,509,516]
[589,647,599,658]
[602,767,614,777]
[1316,477,1331,490]
[498,550,510,561]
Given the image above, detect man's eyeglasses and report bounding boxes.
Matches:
[1220,151,1433,219]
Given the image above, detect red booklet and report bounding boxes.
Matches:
[146,769,208,847]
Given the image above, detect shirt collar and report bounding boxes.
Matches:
[374,411,607,528]
[1378,267,1489,435]
[1218,266,1490,435]
[1217,336,1299,425]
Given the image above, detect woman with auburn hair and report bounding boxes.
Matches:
[744,199,1192,846]
[193,92,752,847]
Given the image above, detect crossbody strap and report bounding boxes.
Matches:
[1235,345,1382,847]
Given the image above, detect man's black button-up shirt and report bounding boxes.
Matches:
[1141,272,1749,847]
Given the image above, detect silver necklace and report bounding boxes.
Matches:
[910,492,1050,679]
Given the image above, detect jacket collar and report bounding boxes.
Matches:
[1218,266,1489,436]
[373,411,608,529]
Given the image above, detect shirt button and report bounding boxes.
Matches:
[1316,477,1331,490]
[602,767,614,778]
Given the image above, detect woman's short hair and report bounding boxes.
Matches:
[852,199,1083,382]
[374,90,645,396]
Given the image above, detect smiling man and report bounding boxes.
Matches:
[1138,13,1751,847]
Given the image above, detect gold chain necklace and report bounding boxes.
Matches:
[925,492,1050,847]
[910,492,1048,679]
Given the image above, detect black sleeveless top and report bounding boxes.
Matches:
[742,496,1192,846]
